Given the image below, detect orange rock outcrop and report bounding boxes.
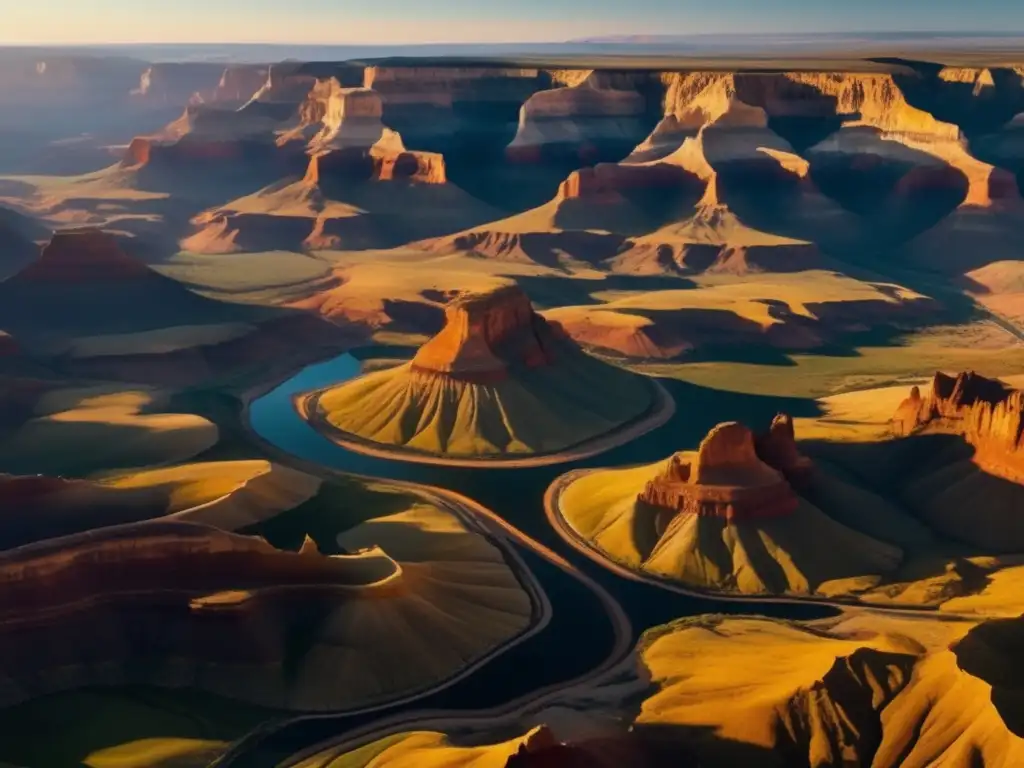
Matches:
[15,228,150,282]
[639,416,811,524]
[556,162,692,202]
[306,147,447,185]
[410,285,561,384]
[892,371,1024,481]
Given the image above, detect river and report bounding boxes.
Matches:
[236,351,836,766]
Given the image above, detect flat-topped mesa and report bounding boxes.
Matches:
[364,66,543,108]
[892,371,1024,481]
[290,82,391,151]
[410,285,559,384]
[507,84,649,163]
[638,421,799,525]
[14,228,150,282]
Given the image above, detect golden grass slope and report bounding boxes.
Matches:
[296,727,552,768]
[109,460,322,530]
[0,384,217,475]
[555,457,902,596]
[634,614,1024,768]
[312,351,656,459]
[0,460,321,549]
[546,270,930,359]
[291,503,535,710]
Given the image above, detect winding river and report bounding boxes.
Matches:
[235,351,836,766]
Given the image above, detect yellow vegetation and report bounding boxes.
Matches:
[314,354,654,458]
[0,385,217,474]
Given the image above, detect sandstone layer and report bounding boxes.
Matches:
[637,420,801,525]
[410,285,559,384]
[893,370,1024,482]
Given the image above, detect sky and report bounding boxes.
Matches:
[1,0,1023,46]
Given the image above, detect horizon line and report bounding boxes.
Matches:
[4,30,1024,49]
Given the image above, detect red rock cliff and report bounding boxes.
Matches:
[639,417,809,524]
[892,370,1024,481]
[411,285,561,383]
[15,228,151,282]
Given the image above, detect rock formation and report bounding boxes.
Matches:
[410,285,560,384]
[192,65,269,105]
[310,284,659,461]
[892,371,1024,481]
[507,79,652,163]
[0,519,405,707]
[285,82,448,184]
[638,421,801,525]
[14,228,150,281]
[130,63,225,107]
[639,414,812,527]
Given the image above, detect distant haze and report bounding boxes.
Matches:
[3,0,1024,46]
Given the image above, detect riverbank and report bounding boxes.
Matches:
[292,375,676,469]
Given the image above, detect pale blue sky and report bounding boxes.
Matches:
[1,0,1021,45]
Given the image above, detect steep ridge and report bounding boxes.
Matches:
[0,228,240,338]
[183,103,487,254]
[888,371,1024,550]
[632,614,1024,768]
[190,65,270,106]
[554,414,904,596]
[363,65,549,157]
[122,64,320,181]
[130,63,228,107]
[0,228,346,381]
[0,461,321,549]
[324,610,1024,768]
[0,505,535,712]
[304,285,664,462]
[182,81,495,254]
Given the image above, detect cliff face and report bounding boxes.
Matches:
[292,82,448,184]
[130,63,225,107]
[638,416,811,523]
[14,228,150,282]
[0,520,402,709]
[193,65,269,105]
[507,81,653,163]
[892,371,1024,481]
[411,285,560,383]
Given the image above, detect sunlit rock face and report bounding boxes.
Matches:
[893,371,1024,482]
[410,285,560,385]
[639,415,812,529]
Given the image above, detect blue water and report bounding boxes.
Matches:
[237,352,836,767]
